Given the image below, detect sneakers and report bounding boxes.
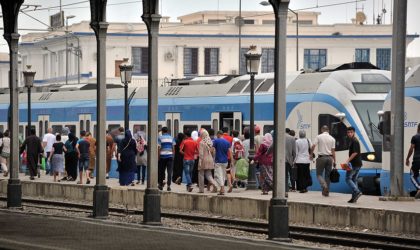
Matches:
[415,190,420,199]
[175,177,181,185]
[141,180,144,185]
[322,187,329,197]
[353,192,362,202]
[86,179,91,184]
[167,186,171,192]
[347,198,355,203]
[158,185,163,191]
[187,186,193,192]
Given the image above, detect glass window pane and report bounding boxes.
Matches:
[304,49,327,71]
[212,119,218,131]
[86,120,90,132]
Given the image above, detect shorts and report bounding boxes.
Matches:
[79,159,90,172]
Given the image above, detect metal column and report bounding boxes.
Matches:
[390,0,407,197]
[124,83,129,130]
[1,0,24,209]
[142,0,162,225]
[89,0,109,218]
[28,86,31,135]
[247,73,257,190]
[268,0,290,241]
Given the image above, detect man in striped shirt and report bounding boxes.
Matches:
[158,127,175,191]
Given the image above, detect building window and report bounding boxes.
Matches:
[184,48,198,75]
[204,48,219,75]
[261,48,275,73]
[376,48,391,70]
[243,19,255,24]
[304,49,327,71]
[208,19,226,24]
[355,49,370,62]
[262,20,275,25]
[239,48,248,75]
[132,47,149,75]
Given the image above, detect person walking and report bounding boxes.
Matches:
[158,127,175,191]
[198,129,216,193]
[49,134,65,182]
[117,130,137,186]
[64,132,78,181]
[42,128,56,175]
[106,131,115,179]
[213,130,231,195]
[254,133,274,195]
[405,123,420,199]
[191,130,200,185]
[285,129,297,191]
[295,130,312,193]
[172,132,185,185]
[20,128,44,180]
[344,126,363,203]
[311,125,336,197]
[76,131,91,184]
[0,131,10,177]
[135,131,147,185]
[85,132,96,179]
[180,130,198,192]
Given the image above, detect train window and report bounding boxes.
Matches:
[318,114,348,151]
[201,125,211,131]
[183,125,198,133]
[25,125,35,137]
[361,74,390,83]
[263,125,274,135]
[65,125,76,134]
[86,120,91,132]
[234,119,241,131]
[380,111,391,152]
[228,80,249,93]
[39,121,43,137]
[94,125,97,138]
[353,100,383,144]
[133,124,146,135]
[256,78,274,92]
[352,82,391,93]
[0,125,3,132]
[174,119,179,136]
[52,125,63,134]
[212,119,218,131]
[44,121,49,134]
[166,119,172,135]
[80,120,84,132]
[19,125,24,136]
[158,125,162,133]
[243,79,264,93]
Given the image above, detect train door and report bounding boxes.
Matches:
[79,114,92,134]
[165,113,180,136]
[233,112,242,134]
[38,115,50,138]
[211,112,219,131]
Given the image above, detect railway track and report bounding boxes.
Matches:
[1,197,419,250]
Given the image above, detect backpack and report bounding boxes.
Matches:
[233,140,244,160]
[136,137,145,155]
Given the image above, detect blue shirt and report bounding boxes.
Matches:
[213,138,230,164]
[77,138,90,160]
[158,133,175,159]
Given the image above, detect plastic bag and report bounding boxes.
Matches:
[41,157,46,170]
[235,158,249,180]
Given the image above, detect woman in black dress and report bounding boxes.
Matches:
[117,130,138,186]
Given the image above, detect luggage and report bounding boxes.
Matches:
[235,158,249,180]
[330,167,340,183]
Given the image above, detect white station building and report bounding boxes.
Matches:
[3,10,418,88]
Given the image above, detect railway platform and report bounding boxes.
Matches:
[1,173,419,235]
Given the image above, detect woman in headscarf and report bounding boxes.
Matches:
[135,131,147,185]
[295,130,312,193]
[254,133,273,195]
[191,130,200,185]
[117,130,138,186]
[198,129,217,193]
[172,132,185,184]
[0,131,9,177]
[64,132,79,181]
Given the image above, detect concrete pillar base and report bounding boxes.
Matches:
[143,188,161,225]
[7,179,22,208]
[268,197,290,241]
[93,185,109,218]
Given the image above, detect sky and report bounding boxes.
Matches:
[0,0,419,56]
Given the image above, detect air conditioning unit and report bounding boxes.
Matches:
[164,51,174,61]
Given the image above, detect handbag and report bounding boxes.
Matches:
[330,167,340,183]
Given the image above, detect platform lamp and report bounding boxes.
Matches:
[23,65,35,137]
[119,58,133,131]
[244,45,261,190]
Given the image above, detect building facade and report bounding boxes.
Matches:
[12,10,418,88]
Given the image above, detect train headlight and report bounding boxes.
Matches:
[367,154,375,161]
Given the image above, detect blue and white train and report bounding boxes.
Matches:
[0,62,392,194]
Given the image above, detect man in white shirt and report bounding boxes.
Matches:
[311,125,336,197]
[43,128,56,175]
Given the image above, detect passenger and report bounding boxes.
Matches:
[295,130,312,193]
[20,128,44,180]
[134,131,147,185]
[180,130,198,192]
[49,134,65,182]
[254,125,263,188]
[242,128,250,160]
[172,133,185,185]
[310,125,336,197]
[76,130,91,184]
[289,130,296,138]
[198,129,216,193]
[229,130,242,190]
[117,130,137,186]
[208,128,216,141]
[191,130,200,185]
[43,128,56,175]
[158,127,175,191]
[285,129,297,191]
[64,132,78,181]
[85,132,96,179]
[405,123,420,199]
[213,130,231,195]
[0,131,10,177]
[344,126,363,203]
[106,130,116,179]
[114,127,125,174]
[254,133,273,195]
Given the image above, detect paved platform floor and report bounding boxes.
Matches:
[0,210,302,250]
[10,172,420,214]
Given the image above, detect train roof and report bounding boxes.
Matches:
[406,64,420,87]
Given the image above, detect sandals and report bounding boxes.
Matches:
[227,185,233,193]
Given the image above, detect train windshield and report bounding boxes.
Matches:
[352,100,384,144]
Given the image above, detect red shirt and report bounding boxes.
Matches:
[180,137,198,161]
[223,134,233,145]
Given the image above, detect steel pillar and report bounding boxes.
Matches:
[390,0,407,197]
[247,74,257,190]
[89,0,109,218]
[27,86,31,136]
[124,83,129,130]
[268,0,290,241]
[142,0,162,225]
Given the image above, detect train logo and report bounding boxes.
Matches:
[296,110,311,130]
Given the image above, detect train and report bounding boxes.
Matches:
[1,62,417,196]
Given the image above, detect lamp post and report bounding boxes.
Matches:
[119,58,133,131]
[142,0,162,225]
[65,15,75,85]
[244,45,261,190]
[23,65,35,136]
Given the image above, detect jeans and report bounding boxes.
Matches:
[45,152,52,175]
[345,166,361,196]
[183,160,195,187]
[137,165,146,182]
[410,161,420,190]
[158,157,173,187]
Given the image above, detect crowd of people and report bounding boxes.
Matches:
[10,123,420,203]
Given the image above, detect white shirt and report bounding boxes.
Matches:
[43,133,56,152]
[0,137,10,154]
[295,138,311,164]
[313,132,335,156]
